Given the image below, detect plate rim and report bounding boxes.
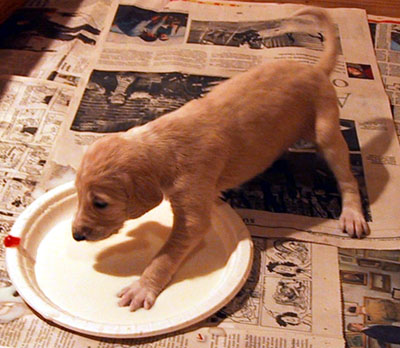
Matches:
[6,181,253,338]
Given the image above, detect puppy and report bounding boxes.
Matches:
[73,7,369,311]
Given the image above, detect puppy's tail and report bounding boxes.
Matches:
[291,7,338,75]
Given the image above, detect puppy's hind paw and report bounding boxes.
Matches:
[339,208,370,239]
[117,280,158,311]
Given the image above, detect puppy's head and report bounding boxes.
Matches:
[72,135,163,242]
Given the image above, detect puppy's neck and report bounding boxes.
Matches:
[120,125,177,190]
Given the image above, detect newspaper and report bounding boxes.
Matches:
[0,75,74,216]
[0,0,399,347]
[368,15,400,137]
[341,17,400,348]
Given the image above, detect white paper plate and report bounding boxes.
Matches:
[6,181,253,338]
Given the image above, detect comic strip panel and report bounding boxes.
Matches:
[223,150,372,222]
[0,80,71,146]
[109,5,188,45]
[265,239,312,273]
[262,239,312,332]
[208,238,266,326]
[261,277,312,331]
[71,70,226,133]
[187,18,342,53]
[3,109,64,146]
[340,248,400,348]
[0,143,48,178]
[0,176,37,215]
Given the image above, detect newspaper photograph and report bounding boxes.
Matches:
[0,0,399,347]
[339,248,400,347]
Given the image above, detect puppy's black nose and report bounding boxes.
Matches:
[73,233,86,241]
[72,226,92,241]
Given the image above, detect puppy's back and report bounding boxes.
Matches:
[205,61,337,189]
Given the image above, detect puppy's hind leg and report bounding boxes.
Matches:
[313,105,370,238]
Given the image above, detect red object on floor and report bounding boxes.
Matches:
[3,235,21,247]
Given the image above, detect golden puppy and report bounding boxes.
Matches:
[73,7,369,311]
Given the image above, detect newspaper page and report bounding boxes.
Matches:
[332,25,400,347]
[0,75,74,216]
[368,15,400,138]
[0,238,344,348]
[48,0,400,249]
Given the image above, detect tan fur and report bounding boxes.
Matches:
[73,7,369,311]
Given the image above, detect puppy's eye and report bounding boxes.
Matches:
[93,198,108,209]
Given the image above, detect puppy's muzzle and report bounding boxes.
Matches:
[72,226,92,241]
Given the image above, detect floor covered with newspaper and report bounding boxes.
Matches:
[0,1,400,347]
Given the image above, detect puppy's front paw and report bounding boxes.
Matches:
[117,279,159,311]
[339,208,370,239]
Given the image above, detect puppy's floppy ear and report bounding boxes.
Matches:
[134,175,164,207]
[121,171,163,209]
